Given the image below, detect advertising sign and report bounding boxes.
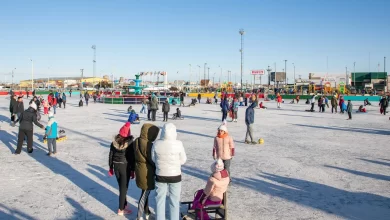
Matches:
[251,70,265,75]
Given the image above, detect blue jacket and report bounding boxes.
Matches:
[62,95,66,101]
[45,118,58,138]
[245,102,256,124]
[220,100,229,111]
[128,112,138,123]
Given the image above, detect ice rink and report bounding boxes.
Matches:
[0,95,389,220]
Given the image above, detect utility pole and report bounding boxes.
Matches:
[11,68,16,90]
[80,69,84,89]
[239,29,245,91]
[266,66,272,90]
[284,60,287,85]
[208,67,210,85]
[219,65,222,86]
[189,64,192,88]
[292,63,296,85]
[274,62,277,89]
[353,62,356,87]
[197,65,201,89]
[385,56,387,92]
[30,59,34,91]
[92,45,96,88]
[203,63,207,89]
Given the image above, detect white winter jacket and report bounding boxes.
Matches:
[152,123,187,177]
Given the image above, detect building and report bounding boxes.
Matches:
[19,77,108,89]
[351,72,388,90]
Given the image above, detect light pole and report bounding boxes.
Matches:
[385,56,387,92]
[353,62,356,87]
[219,65,222,86]
[239,29,245,91]
[197,65,201,89]
[292,63,295,85]
[30,59,34,91]
[203,63,207,89]
[92,45,96,87]
[207,67,210,86]
[189,64,192,88]
[11,68,16,90]
[284,60,287,85]
[266,66,272,90]
[274,62,277,89]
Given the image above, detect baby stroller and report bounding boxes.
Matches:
[172,108,184,120]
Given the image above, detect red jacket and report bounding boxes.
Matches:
[277,95,282,103]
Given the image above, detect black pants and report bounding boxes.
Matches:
[198,98,201,104]
[59,102,62,108]
[223,159,231,175]
[147,110,151,120]
[384,107,387,115]
[332,105,337,113]
[163,112,168,121]
[70,93,72,97]
[63,101,66,109]
[348,112,352,119]
[151,110,157,121]
[137,190,151,218]
[222,110,227,122]
[15,129,33,154]
[310,103,314,111]
[114,163,131,210]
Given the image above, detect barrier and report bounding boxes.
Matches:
[99,96,168,105]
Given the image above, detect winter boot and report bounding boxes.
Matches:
[118,209,132,216]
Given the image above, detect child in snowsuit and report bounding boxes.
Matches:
[108,122,135,216]
[190,159,230,220]
[44,111,58,156]
[213,125,234,175]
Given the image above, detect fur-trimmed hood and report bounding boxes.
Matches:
[112,135,131,150]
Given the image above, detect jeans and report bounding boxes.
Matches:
[53,105,57,114]
[147,110,151,120]
[63,101,66,109]
[384,107,387,115]
[15,129,33,154]
[85,99,89,106]
[137,190,151,219]
[222,110,227,122]
[223,159,231,175]
[114,163,131,210]
[245,123,254,142]
[310,103,314,111]
[140,104,146,113]
[47,138,57,153]
[155,181,181,220]
[163,112,168,121]
[198,98,201,104]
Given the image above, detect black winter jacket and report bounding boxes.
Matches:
[162,102,170,112]
[13,102,24,114]
[9,98,17,113]
[16,107,44,131]
[108,136,135,170]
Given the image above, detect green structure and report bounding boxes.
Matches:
[351,72,387,90]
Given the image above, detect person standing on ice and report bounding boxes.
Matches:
[220,97,229,122]
[14,102,45,154]
[84,91,90,106]
[108,122,135,216]
[150,95,159,121]
[310,94,316,112]
[162,100,170,122]
[44,111,58,156]
[245,95,257,145]
[62,93,67,109]
[213,124,235,174]
[140,97,147,114]
[276,93,282,108]
[152,123,187,220]
[133,123,160,220]
[346,100,353,120]
[331,95,338,113]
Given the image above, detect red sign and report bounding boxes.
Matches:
[251,70,265,75]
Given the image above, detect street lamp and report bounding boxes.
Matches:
[197,65,201,88]
[284,60,287,85]
[353,62,356,87]
[189,64,192,88]
[11,68,16,90]
[239,29,245,91]
[30,59,34,91]
[203,63,207,89]
[292,63,295,85]
[266,66,272,90]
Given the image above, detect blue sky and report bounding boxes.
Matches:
[0,0,389,83]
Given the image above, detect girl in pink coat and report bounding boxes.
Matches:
[213,125,235,174]
[191,159,230,220]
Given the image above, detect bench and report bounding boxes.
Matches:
[181,191,227,220]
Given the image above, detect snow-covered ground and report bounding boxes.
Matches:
[0,96,389,220]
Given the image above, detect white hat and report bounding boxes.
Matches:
[48,111,54,117]
[218,125,228,133]
[30,102,37,110]
[211,159,224,173]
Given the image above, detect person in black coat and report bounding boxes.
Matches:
[108,122,135,215]
[13,97,25,120]
[162,100,170,122]
[9,95,18,120]
[14,102,45,154]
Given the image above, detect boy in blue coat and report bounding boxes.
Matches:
[44,111,58,156]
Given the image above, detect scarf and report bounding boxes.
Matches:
[217,133,228,139]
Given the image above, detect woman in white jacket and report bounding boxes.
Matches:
[152,123,187,220]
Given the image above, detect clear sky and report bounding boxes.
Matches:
[0,0,389,83]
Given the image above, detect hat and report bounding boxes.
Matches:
[30,102,37,110]
[48,111,54,118]
[211,159,224,173]
[119,122,131,137]
[218,125,228,133]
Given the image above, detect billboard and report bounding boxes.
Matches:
[270,72,286,82]
[251,70,265,75]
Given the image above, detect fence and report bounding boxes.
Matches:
[98,96,181,105]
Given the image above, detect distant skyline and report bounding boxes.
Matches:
[0,0,389,83]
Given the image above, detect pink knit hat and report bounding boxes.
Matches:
[119,122,131,137]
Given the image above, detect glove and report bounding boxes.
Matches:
[108,168,114,177]
[130,171,135,179]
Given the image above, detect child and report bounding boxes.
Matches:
[128,106,136,114]
[232,99,238,122]
[175,108,182,118]
[44,111,58,156]
[79,99,83,107]
[213,125,234,174]
[43,99,49,115]
[189,159,230,220]
[347,100,353,120]
[259,102,267,109]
